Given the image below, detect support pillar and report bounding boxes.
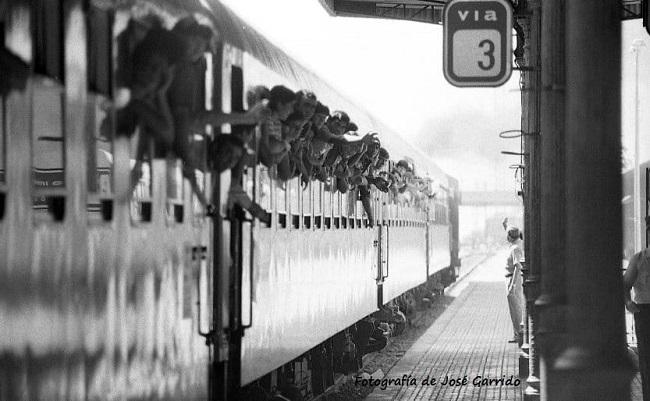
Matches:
[537,1,568,400]
[518,1,541,398]
[554,1,635,399]
[524,2,541,399]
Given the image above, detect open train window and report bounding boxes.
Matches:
[301,181,311,229]
[86,6,114,222]
[85,93,114,221]
[290,178,300,228]
[166,158,184,224]
[87,6,113,97]
[0,93,5,220]
[32,0,64,82]
[32,81,66,222]
[193,52,214,225]
[30,0,65,222]
[130,139,153,223]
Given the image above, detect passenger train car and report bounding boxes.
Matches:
[0,1,460,400]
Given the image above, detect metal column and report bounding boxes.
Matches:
[537,1,567,400]
[555,1,635,399]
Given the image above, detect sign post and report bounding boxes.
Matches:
[443,0,513,87]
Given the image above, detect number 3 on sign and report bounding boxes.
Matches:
[478,39,495,70]
[452,30,501,77]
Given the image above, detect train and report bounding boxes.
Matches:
[0,1,460,400]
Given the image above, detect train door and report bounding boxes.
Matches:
[377,209,389,307]
[210,40,251,400]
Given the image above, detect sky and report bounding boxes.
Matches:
[622,20,650,170]
[219,0,523,193]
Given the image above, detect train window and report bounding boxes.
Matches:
[193,52,214,224]
[276,178,287,216]
[32,82,66,222]
[340,190,348,227]
[0,93,4,220]
[87,6,113,97]
[314,181,322,215]
[332,179,340,222]
[313,181,322,229]
[166,158,184,224]
[85,6,114,222]
[258,165,271,212]
[290,178,300,226]
[323,180,332,227]
[278,212,287,229]
[33,0,64,82]
[0,94,5,187]
[301,180,310,228]
[130,139,153,223]
[231,65,243,112]
[86,95,114,221]
[0,22,3,190]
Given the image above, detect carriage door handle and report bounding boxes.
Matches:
[195,246,215,345]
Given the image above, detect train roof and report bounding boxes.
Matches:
[122,0,452,182]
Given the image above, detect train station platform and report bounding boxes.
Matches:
[364,250,523,401]
[363,250,646,401]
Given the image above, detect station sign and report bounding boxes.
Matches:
[443,0,513,87]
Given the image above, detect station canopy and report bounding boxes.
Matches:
[318,0,643,25]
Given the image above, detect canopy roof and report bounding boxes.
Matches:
[318,0,643,24]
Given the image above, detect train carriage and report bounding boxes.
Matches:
[0,1,460,400]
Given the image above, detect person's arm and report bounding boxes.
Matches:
[624,254,641,313]
[200,102,267,126]
[130,67,176,146]
[507,262,519,293]
[322,131,366,145]
[347,146,367,167]
[129,98,174,145]
[228,182,271,225]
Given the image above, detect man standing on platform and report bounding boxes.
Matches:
[624,247,650,400]
[503,218,525,344]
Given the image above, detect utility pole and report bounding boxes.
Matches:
[554,1,635,399]
[537,1,567,400]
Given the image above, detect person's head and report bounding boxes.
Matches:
[246,85,270,107]
[268,85,297,121]
[232,127,255,147]
[506,226,522,243]
[340,141,363,159]
[375,147,389,169]
[347,122,358,132]
[282,111,305,140]
[130,27,185,97]
[366,132,381,156]
[210,134,245,173]
[396,159,409,175]
[172,17,213,62]
[310,137,332,157]
[327,111,350,136]
[312,102,330,129]
[295,90,318,120]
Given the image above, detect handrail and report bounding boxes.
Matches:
[196,246,214,345]
[242,213,255,330]
[382,223,389,280]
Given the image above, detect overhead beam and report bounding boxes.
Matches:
[318,0,643,24]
